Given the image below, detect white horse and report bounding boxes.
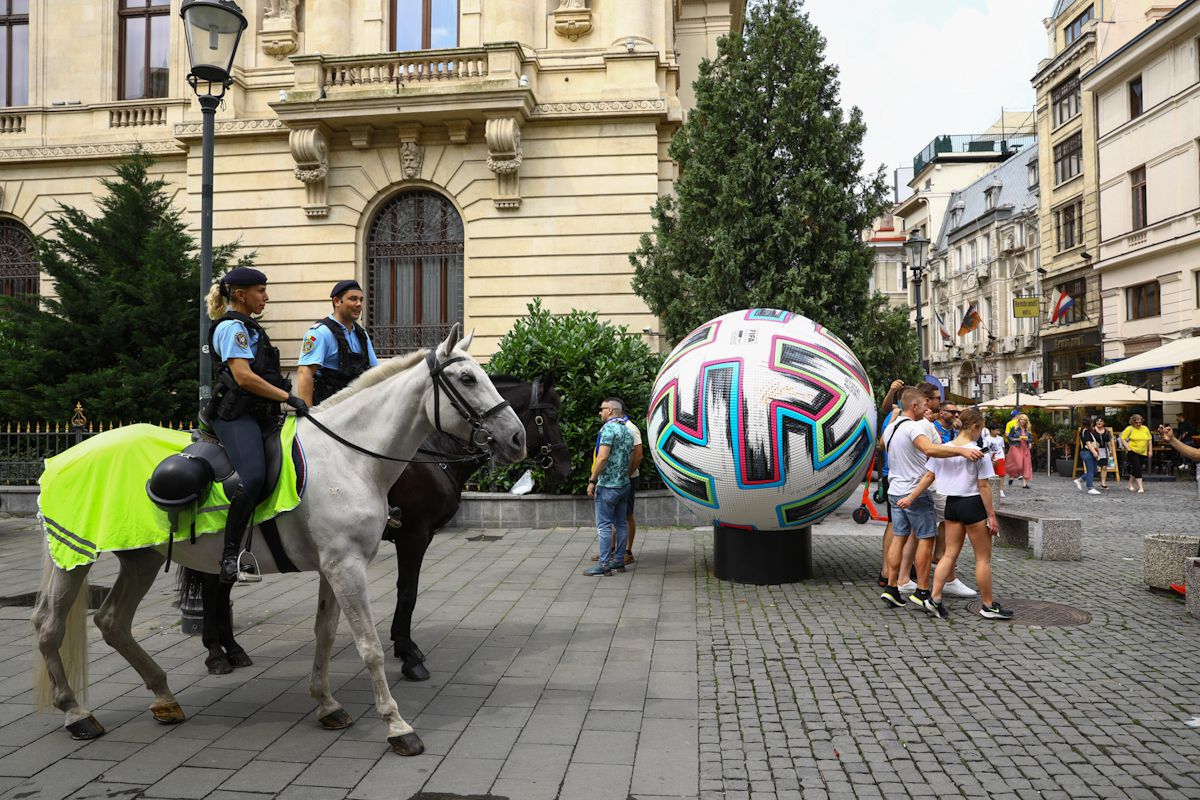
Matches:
[31,325,525,755]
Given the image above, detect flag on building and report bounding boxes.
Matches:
[935,312,952,342]
[1050,289,1075,323]
[957,301,981,336]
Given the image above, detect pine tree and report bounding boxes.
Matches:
[630,0,914,396]
[0,150,249,422]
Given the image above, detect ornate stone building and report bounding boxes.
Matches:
[0,1,744,357]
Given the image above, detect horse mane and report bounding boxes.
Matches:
[314,349,430,411]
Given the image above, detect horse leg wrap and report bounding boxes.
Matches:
[388,732,425,756]
[319,708,354,730]
[66,715,105,740]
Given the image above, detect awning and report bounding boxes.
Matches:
[977,393,1065,409]
[1053,383,1170,406]
[1159,386,1200,403]
[1074,336,1200,378]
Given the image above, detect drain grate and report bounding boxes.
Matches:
[965,598,1092,626]
[465,534,504,542]
[0,585,110,610]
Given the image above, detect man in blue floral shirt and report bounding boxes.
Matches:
[583,398,634,577]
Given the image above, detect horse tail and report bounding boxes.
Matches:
[32,548,89,711]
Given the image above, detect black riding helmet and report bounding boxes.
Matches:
[147,453,214,511]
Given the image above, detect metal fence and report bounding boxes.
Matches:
[1,403,194,485]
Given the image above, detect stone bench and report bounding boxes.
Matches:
[995,509,1082,561]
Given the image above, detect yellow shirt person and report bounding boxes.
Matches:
[1120,423,1152,456]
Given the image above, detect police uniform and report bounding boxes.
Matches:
[205,267,294,583]
[297,280,379,405]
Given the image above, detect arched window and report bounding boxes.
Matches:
[0,217,37,300]
[366,190,464,355]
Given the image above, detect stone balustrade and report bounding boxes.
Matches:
[323,49,489,91]
[109,105,167,128]
[0,114,25,134]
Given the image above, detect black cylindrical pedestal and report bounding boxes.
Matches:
[176,567,205,636]
[713,525,812,584]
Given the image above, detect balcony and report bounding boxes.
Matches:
[279,44,531,125]
[913,133,1037,175]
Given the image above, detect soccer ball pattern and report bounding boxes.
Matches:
[647,309,876,530]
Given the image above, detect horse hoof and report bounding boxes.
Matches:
[66,716,105,740]
[151,702,186,725]
[319,708,354,730]
[206,656,233,676]
[227,650,254,668]
[401,661,431,682]
[388,732,425,756]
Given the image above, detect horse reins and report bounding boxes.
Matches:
[298,350,511,463]
[528,377,568,470]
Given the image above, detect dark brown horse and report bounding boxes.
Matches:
[190,375,570,681]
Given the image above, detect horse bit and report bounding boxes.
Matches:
[528,376,568,470]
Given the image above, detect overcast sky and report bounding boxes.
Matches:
[799,0,1051,188]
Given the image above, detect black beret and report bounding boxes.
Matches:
[331,279,362,298]
[221,267,268,287]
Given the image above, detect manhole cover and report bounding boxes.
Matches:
[965,598,1091,626]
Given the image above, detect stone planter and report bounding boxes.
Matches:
[1054,457,1074,477]
[1186,558,1200,619]
[1143,534,1200,590]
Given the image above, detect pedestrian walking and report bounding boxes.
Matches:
[1120,414,1151,493]
[986,426,1006,497]
[582,398,635,577]
[1006,414,1034,489]
[1172,412,1195,472]
[900,408,1011,621]
[879,387,984,611]
[1075,417,1103,495]
[1092,418,1113,488]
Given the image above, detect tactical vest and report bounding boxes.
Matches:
[312,317,371,405]
[206,311,291,421]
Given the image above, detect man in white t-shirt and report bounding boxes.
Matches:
[880,387,985,609]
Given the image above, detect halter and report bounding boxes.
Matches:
[301,349,511,462]
[425,349,512,450]
[528,377,569,470]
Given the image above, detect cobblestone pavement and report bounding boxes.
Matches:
[0,475,1197,799]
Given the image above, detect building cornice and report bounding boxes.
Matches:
[1083,0,1200,91]
[0,139,181,163]
[1032,31,1095,89]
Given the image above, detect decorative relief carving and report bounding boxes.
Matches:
[0,140,179,161]
[400,141,424,180]
[289,125,330,218]
[446,119,471,144]
[553,0,592,41]
[261,1,300,60]
[533,98,667,115]
[347,125,372,149]
[485,118,522,209]
[174,118,285,137]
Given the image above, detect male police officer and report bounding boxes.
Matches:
[295,280,380,406]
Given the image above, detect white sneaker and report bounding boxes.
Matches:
[942,578,978,598]
[999,490,1006,498]
[1073,477,1084,491]
[1087,488,1101,495]
[898,580,917,593]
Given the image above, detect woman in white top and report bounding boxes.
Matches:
[897,408,1011,621]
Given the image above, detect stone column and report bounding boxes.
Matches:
[610,0,653,51]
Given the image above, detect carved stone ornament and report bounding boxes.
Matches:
[485,118,522,209]
[400,141,424,180]
[260,1,300,60]
[289,125,330,218]
[553,0,592,41]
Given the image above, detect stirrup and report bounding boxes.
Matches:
[236,550,263,583]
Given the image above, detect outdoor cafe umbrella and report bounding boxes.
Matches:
[1159,386,1200,403]
[977,393,1061,409]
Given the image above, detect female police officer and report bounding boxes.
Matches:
[203,267,307,583]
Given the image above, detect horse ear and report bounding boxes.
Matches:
[541,370,558,388]
[460,327,475,353]
[437,323,462,358]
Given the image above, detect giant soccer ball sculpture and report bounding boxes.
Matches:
[647,310,876,553]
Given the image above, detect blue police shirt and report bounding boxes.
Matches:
[212,319,257,362]
[297,315,379,371]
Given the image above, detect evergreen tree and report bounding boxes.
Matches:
[631,0,912,397]
[0,150,249,422]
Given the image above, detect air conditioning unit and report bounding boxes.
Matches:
[948,345,960,358]
[977,262,990,280]
[1020,332,1035,349]
[1000,336,1015,353]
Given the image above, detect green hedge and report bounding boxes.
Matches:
[484,299,664,495]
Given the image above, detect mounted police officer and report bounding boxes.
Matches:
[295,279,379,406]
[203,267,307,583]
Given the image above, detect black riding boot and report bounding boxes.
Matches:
[219,486,253,584]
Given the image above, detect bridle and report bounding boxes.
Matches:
[528,376,568,470]
[300,349,511,462]
[424,349,512,450]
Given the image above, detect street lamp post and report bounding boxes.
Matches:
[181,0,247,415]
[905,230,931,375]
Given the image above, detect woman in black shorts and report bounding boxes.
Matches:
[905,408,1011,621]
